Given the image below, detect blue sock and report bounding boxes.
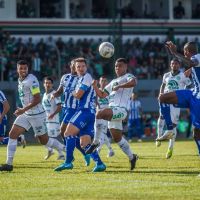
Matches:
[65,136,76,163]
[85,144,103,165]
[194,139,200,155]
[160,103,173,130]
[75,136,86,156]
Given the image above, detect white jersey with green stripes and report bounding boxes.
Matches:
[18,74,44,115]
[42,90,61,124]
[104,73,136,109]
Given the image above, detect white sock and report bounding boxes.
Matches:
[157,117,165,138]
[117,137,133,160]
[93,126,102,144]
[6,138,17,165]
[20,134,25,141]
[46,146,53,152]
[46,138,64,152]
[168,128,177,149]
[104,134,113,151]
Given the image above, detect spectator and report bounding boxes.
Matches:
[192,4,200,19]
[174,1,185,19]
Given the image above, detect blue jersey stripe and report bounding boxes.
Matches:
[61,74,79,109]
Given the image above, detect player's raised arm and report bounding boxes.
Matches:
[92,80,108,98]
[165,41,198,68]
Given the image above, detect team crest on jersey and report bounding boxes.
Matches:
[167,80,179,90]
[176,76,181,80]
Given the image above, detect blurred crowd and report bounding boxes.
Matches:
[0,30,200,81]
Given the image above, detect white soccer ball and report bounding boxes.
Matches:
[99,42,114,58]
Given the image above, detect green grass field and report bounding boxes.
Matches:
[0,140,200,200]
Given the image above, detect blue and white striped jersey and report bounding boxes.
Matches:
[60,74,79,109]
[0,90,7,120]
[128,99,142,120]
[191,54,200,98]
[75,72,96,111]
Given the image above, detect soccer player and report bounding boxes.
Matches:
[0,60,64,171]
[51,59,90,166]
[54,57,106,172]
[156,58,192,159]
[42,77,65,160]
[0,90,10,145]
[127,93,143,143]
[94,76,115,157]
[87,58,138,170]
[157,41,200,163]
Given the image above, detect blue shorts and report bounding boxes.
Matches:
[69,109,95,137]
[175,90,200,128]
[62,108,77,124]
[0,118,7,137]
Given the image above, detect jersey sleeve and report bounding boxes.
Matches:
[104,81,112,95]
[59,75,65,87]
[30,77,40,95]
[191,54,200,67]
[79,73,92,91]
[0,91,7,103]
[162,73,167,84]
[55,96,62,105]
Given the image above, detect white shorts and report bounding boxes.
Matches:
[14,112,47,136]
[95,119,108,134]
[46,122,60,137]
[108,107,128,131]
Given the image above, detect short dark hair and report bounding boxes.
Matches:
[171,58,181,64]
[17,60,29,66]
[116,58,128,64]
[74,57,87,64]
[44,76,54,84]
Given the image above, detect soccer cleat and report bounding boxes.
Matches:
[107,150,115,157]
[130,154,138,170]
[156,141,161,147]
[44,151,54,160]
[166,148,173,159]
[57,155,65,160]
[0,164,13,172]
[92,163,106,172]
[156,130,174,141]
[85,142,100,154]
[84,154,91,166]
[137,139,142,142]
[54,162,73,172]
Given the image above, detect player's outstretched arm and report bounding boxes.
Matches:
[50,86,63,100]
[165,41,196,68]
[92,80,108,98]
[14,94,41,116]
[112,78,137,91]
[0,100,10,124]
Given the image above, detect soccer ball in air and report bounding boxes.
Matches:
[99,42,114,58]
